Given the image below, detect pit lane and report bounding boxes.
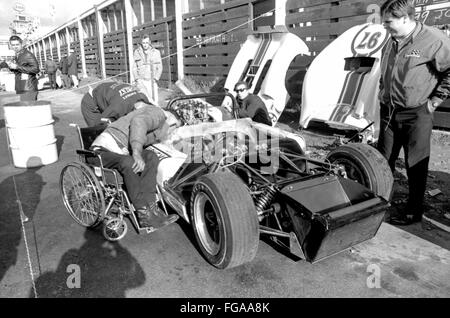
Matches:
[0,89,449,298]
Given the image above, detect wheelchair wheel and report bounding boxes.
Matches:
[103,218,128,241]
[60,162,105,228]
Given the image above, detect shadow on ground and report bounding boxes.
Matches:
[31,228,146,297]
[0,161,44,284]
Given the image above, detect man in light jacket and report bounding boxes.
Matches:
[132,34,162,104]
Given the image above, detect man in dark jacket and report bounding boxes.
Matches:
[91,103,181,230]
[81,81,151,126]
[45,58,57,89]
[0,35,40,101]
[67,48,78,88]
[233,81,271,125]
[378,0,450,225]
[60,55,71,89]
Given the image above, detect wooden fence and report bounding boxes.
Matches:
[29,0,450,128]
[84,36,100,77]
[181,0,273,82]
[103,29,129,83]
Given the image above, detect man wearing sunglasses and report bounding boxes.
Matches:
[233,81,271,125]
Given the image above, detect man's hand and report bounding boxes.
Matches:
[427,99,440,114]
[132,153,145,174]
[6,61,18,70]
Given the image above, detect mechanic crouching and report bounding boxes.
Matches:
[90,101,182,230]
[81,81,151,127]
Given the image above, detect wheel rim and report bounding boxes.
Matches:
[103,218,127,241]
[61,164,102,227]
[193,192,222,256]
[333,158,369,188]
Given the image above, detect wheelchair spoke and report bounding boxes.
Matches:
[61,164,104,228]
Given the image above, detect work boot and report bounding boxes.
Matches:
[136,202,178,230]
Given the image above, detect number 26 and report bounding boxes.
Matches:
[356,32,382,49]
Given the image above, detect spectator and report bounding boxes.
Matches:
[44,58,57,90]
[60,55,71,89]
[0,35,39,101]
[68,48,79,88]
[132,34,162,104]
[81,81,151,127]
[377,0,450,225]
[91,103,181,229]
[232,81,271,125]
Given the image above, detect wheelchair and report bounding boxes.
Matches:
[59,123,166,241]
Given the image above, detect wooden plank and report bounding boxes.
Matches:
[183,6,248,28]
[183,0,256,19]
[183,43,242,56]
[433,110,450,129]
[304,38,334,53]
[289,15,370,38]
[286,0,350,11]
[184,55,236,65]
[183,30,247,47]
[286,0,372,24]
[183,17,249,37]
[184,65,230,75]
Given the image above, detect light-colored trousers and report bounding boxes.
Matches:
[137,79,159,105]
[71,74,79,87]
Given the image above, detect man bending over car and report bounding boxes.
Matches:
[91,101,182,230]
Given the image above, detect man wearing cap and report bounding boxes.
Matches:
[67,48,79,88]
[91,102,182,230]
[0,35,40,101]
[81,81,151,127]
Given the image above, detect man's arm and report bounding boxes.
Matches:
[14,52,40,74]
[153,50,162,81]
[129,109,165,172]
[132,49,140,80]
[429,39,450,109]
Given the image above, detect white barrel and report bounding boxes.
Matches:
[3,101,58,168]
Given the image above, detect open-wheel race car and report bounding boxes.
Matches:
[60,92,393,269]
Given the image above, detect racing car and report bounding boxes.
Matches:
[61,91,393,270]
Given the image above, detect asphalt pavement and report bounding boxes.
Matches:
[0,88,449,298]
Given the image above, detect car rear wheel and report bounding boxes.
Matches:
[191,172,259,269]
[326,143,393,201]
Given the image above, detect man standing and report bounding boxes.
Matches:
[232,81,271,125]
[91,103,181,230]
[44,58,57,90]
[132,34,162,104]
[81,81,151,127]
[0,35,39,101]
[378,0,450,225]
[60,54,71,89]
[68,48,79,88]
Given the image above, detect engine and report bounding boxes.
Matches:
[171,99,211,126]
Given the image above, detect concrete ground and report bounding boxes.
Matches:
[0,88,449,298]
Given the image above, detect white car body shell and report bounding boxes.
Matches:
[300,23,390,141]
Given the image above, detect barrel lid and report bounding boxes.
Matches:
[4,101,51,107]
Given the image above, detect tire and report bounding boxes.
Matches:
[191,172,259,269]
[326,143,393,201]
[103,217,128,241]
[60,162,105,227]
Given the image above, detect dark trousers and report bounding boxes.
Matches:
[377,103,433,217]
[61,74,71,88]
[48,72,56,89]
[19,91,38,101]
[97,149,159,210]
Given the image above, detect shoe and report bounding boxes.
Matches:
[136,203,178,230]
[389,214,422,226]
